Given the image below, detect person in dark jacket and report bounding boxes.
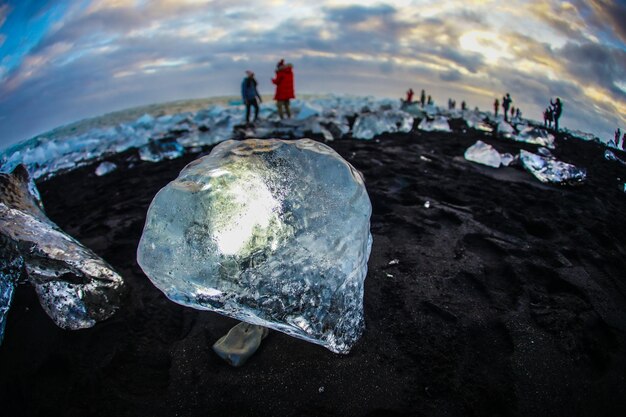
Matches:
[241,70,262,124]
[494,98,499,117]
[272,60,295,119]
[550,97,562,131]
[420,89,426,107]
[502,93,512,122]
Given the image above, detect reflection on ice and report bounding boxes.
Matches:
[520,150,586,184]
[464,140,502,168]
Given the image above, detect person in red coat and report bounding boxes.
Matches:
[272,59,295,119]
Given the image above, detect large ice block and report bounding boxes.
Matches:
[520,150,586,184]
[418,116,451,132]
[137,139,373,353]
[0,165,124,332]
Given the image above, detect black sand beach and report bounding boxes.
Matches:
[1,122,625,416]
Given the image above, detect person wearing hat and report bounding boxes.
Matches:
[241,70,262,125]
[272,59,295,119]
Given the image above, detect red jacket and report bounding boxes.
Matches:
[272,64,295,100]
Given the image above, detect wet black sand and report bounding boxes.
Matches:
[1,122,626,416]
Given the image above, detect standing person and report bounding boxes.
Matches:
[622,133,626,150]
[405,88,414,104]
[510,106,515,120]
[420,89,426,108]
[427,95,433,105]
[502,93,512,122]
[272,59,295,119]
[494,98,499,117]
[614,128,621,146]
[547,107,554,128]
[461,101,466,111]
[241,70,262,125]
[516,108,521,119]
[550,97,562,131]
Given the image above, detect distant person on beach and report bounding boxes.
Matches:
[550,97,562,131]
[516,108,521,119]
[494,98,499,117]
[241,70,262,125]
[405,88,414,104]
[420,89,426,107]
[461,101,466,111]
[502,93,512,122]
[510,106,515,120]
[272,59,295,119]
[614,128,621,146]
[427,95,433,105]
[622,133,626,150]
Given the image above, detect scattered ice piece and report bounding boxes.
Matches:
[212,322,269,367]
[424,200,431,208]
[138,139,373,354]
[537,147,554,158]
[464,140,502,168]
[0,165,124,332]
[500,153,516,167]
[319,386,325,393]
[385,273,394,278]
[513,126,556,149]
[520,150,586,184]
[496,121,515,138]
[605,150,626,166]
[465,113,492,132]
[95,161,118,176]
[134,113,155,129]
[418,116,451,132]
[420,155,432,162]
[139,140,185,162]
[352,111,413,140]
[295,102,323,120]
[388,259,400,265]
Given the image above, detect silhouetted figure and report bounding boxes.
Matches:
[461,101,466,111]
[427,95,433,105]
[272,59,295,119]
[241,70,262,124]
[510,106,515,119]
[447,98,452,110]
[622,133,626,150]
[615,128,621,146]
[494,98,499,117]
[516,108,521,119]
[550,97,562,131]
[406,88,414,104]
[452,100,456,110]
[420,89,426,107]
[502,93,512,122]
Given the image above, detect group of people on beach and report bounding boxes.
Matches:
[493,94,520,122]
[542,98,563,131]
[404,89,433,107]
[241,59,295,125]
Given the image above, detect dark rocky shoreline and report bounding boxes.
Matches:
[1,123,625,417]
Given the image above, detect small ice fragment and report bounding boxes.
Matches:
[464,140,501,168]
[537,147,554,158]
[385,273,394,278]
[424,201,431,208]
[388,259,400,265]
[500,153,516,167]
[95,161,117,176]
[420,155,432,162]
[352,111,413,140]
[139,140,185,162]
[319,386,325,393]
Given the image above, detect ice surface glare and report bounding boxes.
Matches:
[95,161,117,176]
[213,175,279,255]
[464,140,501,168]
[520,150,586,184]
[137,139,372,354]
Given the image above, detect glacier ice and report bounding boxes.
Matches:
[0,236,22,344]
[465,113,493,132]
[418,116,451,132]
[512,126,556,149]
[352,111,413,140]
[605,150,626,166]
[0,165,124,333]
[464,140,502,168]
[95,161,118,176]
[520,150,586,184]
[500,153,516,167]
[139,140,185,162]
[496,121,515,138]
[137,139,372,354]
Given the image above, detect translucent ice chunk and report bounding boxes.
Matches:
[605,150,626,166]
[520,150,586,184]
[513,126,555,149]
[352,111,413,140]
[465,113,492,132]
[418,116,451,132]
[137,139,372,353]
[0,165,124,331]
[295,102,322,120]
[496,121,515,138]
[500,153,516,167]
[464,140,502,168]
[95,161,118,176]
[139,140,185,162]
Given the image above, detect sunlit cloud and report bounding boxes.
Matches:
[0,0,624,147]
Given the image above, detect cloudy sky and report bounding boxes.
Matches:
[0,0,625,148]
